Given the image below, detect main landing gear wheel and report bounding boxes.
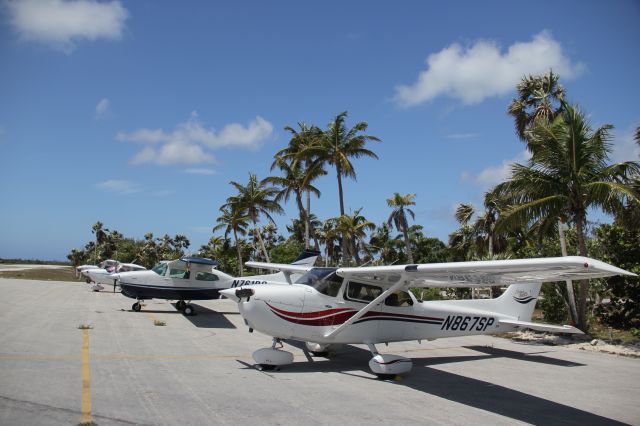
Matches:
[305,342,332,357]
[182,304,195,316]
[132,302,141,312]
[175,300,186,311]
[366,343,412,380]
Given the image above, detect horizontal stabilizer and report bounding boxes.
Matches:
[500,319,583,334]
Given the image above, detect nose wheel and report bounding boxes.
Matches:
[132,302,141,312]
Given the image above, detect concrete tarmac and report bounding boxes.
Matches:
[0,278,638,425]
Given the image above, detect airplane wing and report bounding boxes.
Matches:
[244,261,314,275]
[336,256,634,289]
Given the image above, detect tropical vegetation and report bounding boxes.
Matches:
[66,77,640,334]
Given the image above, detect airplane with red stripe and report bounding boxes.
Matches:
[220,256,634,379]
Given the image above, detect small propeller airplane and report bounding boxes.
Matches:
[114,250,320,316]
[220,256,635,379]
[85,262,147,292]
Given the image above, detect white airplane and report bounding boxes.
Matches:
[220,256,635,379]
[115,251,320,316]
[76,259,118,280]
[86,262,147,292]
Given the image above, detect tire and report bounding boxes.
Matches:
[183,304,194,316]
[132,302,141,312]
[175,300,186,311]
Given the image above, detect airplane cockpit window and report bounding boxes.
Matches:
[295,268,342,297]
[384,290,414,307]
[195,272,219,281]
[345,281,383,303]
[152,263,167,276]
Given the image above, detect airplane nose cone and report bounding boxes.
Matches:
[219,288,240,302]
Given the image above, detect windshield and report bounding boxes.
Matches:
[151,263,167,276]
[295,268,342,296]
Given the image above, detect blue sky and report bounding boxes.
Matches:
[1,0,639,260]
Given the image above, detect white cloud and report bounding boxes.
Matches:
[118,112,274,166]
[95,98,110,117]
[395,31,584,107]
[184,168,216,175]
[462,150,531,189]
[7,0,128,53]
[96,179,141,195]
[610,127,640,164]
[129,142,215,166]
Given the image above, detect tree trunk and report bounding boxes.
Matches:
[336,165,348,265]
[575,213,589,332]
[233,229,243,277]
[305,190,311,250]
[296,192,308,248]
[401,226,414,264]
[558,218,579,325]
[253,219,271,263]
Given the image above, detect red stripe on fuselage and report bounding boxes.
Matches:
[267,302,444,326]
[266,303,355,319]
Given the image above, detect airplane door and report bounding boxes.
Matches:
[379,290,417,341]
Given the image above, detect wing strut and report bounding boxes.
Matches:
[324,276,406,339]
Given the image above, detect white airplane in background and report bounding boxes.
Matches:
[86,262,147,292]
[220,256,635,379]
[115,251,320,316]
[76,260,118,280]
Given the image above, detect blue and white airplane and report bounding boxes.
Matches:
[114,251,320,316]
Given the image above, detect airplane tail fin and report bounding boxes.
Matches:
[492,282,542,321]
[291,250,320,266]
[448,282,542,321]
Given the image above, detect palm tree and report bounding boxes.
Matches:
[493,102,640,331]
[276,123,326,249]
[329,208,375,265]
[304,112,380,217]
[507,70,566,142]
[303,112,380,261]
[368,223,403,265]
[386,193,417,263]
[213,206,249,276]
[225,174,283,263]
[264,155,324,249]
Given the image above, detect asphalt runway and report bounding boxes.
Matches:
[0,278,638,425]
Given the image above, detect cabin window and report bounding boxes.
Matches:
[195,272,219,281]
[345,281,382,303]
[169,268,190,279]
[151,263,167,276]
[384,290,413,307]
[295,268,342,297]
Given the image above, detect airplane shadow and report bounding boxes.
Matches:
[264,342,621,425]
[179,303,237,329]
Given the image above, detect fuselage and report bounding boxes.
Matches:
[231,282,518,345]
[117,260,234,301]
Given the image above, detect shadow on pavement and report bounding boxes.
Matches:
[255,342,620,425]
[180,303,237,329]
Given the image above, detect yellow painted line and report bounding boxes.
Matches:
[80,329,92,424]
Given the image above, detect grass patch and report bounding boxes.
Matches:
[0,267,78,282]
[153,320,166,326]
[78,324,93,330]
